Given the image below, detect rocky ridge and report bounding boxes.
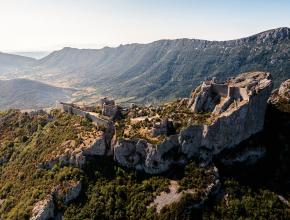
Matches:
[45,72,273,174]
[113,72,273,173]
[30,181,82,220]
[17,74,290,220]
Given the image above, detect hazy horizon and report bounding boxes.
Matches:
[1,0,290,52]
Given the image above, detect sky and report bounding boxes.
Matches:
[0,0,289,52]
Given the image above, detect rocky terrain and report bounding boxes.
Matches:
[112,72,272,173]
[0,72,289,219]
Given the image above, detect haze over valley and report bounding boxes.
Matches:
[0,27,289,109]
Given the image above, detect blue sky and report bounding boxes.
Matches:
[0,0,289,51]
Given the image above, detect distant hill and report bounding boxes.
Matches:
[0,78,75,110]
[1,27,290,103]
[0,52,35,75]
[10,51,50,59]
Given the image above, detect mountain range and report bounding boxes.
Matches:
[0,27,289,106]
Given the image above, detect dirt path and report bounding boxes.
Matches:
[149,180,184,213]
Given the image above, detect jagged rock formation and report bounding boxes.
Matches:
[39,130,112,169]
[270,79,290,103]
[113,72,273,173]
[50,72,273,174]
[30,181,82,220]
[278,79,290,101]
[182,72,273,157]
[30,196,55,220]
[54,181,82,205]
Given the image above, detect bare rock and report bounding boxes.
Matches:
[278,79,290,101]
[114,72,273,174]
[149,165,220,213]
[183,71,273,158]
[113,139,140,168]
[30,196,55,220]
[40,132,109,169]
[113,135,180,174]
[54,181,82,205]
[82,133,107,156]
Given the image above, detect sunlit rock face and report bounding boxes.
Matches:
[113,72,273,173]
[183,71,273,157]
[278,79,290,102]
[30,196,55,220]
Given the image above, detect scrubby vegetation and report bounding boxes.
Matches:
[0,110,90,219]
[0,95,289,219]
[178,162,215,192]
[63,157,170,220]
[115,100,211,144]
[203,179,290,220]
[0,109,218,219]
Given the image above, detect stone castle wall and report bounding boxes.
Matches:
[56,102,110,128]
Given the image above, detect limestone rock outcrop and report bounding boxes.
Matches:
[268,79,290,105]
[114,135,182,174]
[278,79,290,101]
[54,181,82,205]
[30,196,55,220]
[30,181,82,220]
[40,130,113,169]
[113,72,273,173]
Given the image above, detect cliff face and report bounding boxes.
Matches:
[113,72,273,173]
